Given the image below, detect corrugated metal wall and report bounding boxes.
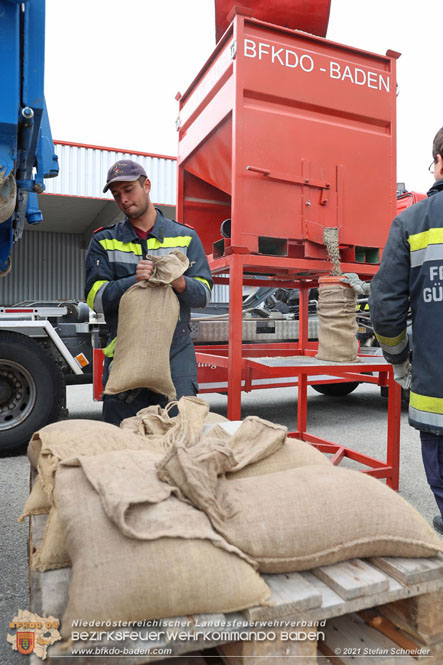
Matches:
[1,143,227,306]
[0,231,228,306]
[45,143,177,205]
[0,231,85,305]
[212,282,229,303]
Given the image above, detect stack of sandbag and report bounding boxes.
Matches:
[55,455,270,638]
[20,396,229,571]
[19,399,443,644]
[20,398,294,636]
[157,422,443,571]
[21,419,155,571]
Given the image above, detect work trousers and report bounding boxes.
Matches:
[102,330,198,427]
[420,431,443,518]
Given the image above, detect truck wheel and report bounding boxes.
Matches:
[312,382,359,397]
[0,332,64,454]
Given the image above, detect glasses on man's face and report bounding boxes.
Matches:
[429,159,436,173]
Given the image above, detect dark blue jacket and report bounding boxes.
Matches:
[85,208,213,352]
[370,179,443,433]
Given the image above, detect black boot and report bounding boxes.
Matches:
[432,515,443,535]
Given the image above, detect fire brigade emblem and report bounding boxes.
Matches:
[7,609,61,660]
[17,632,35,655]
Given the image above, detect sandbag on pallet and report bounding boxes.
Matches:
[23,419,160,571]
[211,466,443,573]
[64,450,253,566]
[55,465,270,639]
[120,395,210,447]
[27,419,141,470]
[225,437,330,479]
[156,416,287,520]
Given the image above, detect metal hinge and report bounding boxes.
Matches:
[230,40,237,59]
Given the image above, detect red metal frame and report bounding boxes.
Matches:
[93,348,104,402]
[92,11,402,490]
[194,253,401,490]
[174,13,401,488]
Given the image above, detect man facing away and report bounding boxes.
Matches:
[85,159,213,426]
[369,127,443,535]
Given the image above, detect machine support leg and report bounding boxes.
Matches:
[298,284,309,352]
[297,372,308,438]
[227,256,244,420]
[386,366,401,490]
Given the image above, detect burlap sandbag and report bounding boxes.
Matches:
[316,282,359,362]
[202,421,330,477]
[18,475,51,521]
[31,507,70,571]
[27,419,132,470]
[211,466,443,573]
[120,395,209,447]
[156,416,287,520]
[32,419,151,503]
[56,466,270,638]
[203,411,229,428]
[104,250,189,398]
[226,437,330,479]
[22,420,152,572]
[62,452,254,565]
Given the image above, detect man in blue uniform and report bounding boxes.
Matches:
[369,127,443,536]
[85,159,213,425]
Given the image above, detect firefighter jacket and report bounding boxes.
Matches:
[369,179,443,434]
[85,209,213,355]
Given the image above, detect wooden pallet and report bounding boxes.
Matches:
[28,512,443,665]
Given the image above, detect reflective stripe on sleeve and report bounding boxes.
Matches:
[374,329,408,355]
[86,280,108,311]
[103,337,117,358]
[193,277,212,305]
[193,276,212,291]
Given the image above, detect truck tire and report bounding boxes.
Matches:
[312,382,359,397]
[0,332,64,454]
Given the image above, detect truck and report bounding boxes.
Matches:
[0,0,109,452]
[0,0,424,454]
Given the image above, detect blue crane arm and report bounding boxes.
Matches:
[0,0,59,275]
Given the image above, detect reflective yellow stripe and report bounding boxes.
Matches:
[147,236,192,250]
[193,276,212,291]
[410,391,443,414]
[374,329,406,347]
[103,337,117,358]
[99,239,142,255]
[86,280,108,310]
[408,228,443,252]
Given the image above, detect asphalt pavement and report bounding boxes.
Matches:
[0,382,440,664]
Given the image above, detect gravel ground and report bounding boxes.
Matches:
[0,382,440,664]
